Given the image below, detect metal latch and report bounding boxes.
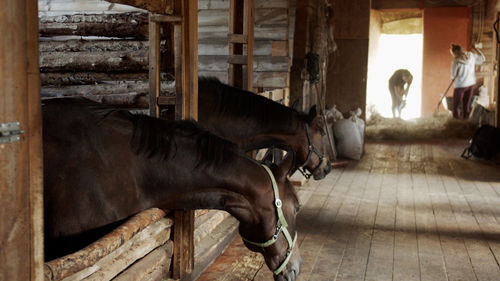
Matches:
[0,122,24,144]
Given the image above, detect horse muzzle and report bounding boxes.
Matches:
[312,159,331,180]
[275,247,302,281]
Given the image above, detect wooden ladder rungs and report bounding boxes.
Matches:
[228,34,247,44]
[157,96,176,105]
[227,55,247,65]
[150,14,182,23]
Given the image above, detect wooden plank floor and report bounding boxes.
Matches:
[197,140,500,281]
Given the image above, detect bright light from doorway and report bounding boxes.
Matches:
[367,34,423,120]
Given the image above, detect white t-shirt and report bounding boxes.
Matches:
[451,50,485,88]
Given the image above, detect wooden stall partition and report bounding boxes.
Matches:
[497,12,500,127]
[0,0,44,280]
[148,0,198,278]
[228,0,254,90]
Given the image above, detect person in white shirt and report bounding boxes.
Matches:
[450,43,485,119]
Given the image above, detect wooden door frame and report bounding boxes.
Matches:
[0,0,44,280]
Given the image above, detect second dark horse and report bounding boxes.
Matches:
[198,77,331,180]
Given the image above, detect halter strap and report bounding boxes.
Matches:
[241,164,297,275]
[298,124,324,179]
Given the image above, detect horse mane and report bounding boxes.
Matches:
[44,97,239,169]
[128,113,239,169]
[199,77,312,130]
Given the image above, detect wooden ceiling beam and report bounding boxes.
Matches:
[106,0,174,14]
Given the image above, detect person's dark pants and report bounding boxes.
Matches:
[453,85,474,119]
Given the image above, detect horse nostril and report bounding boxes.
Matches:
[324,161,332,174]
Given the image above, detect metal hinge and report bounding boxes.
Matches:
[0,122,24,144]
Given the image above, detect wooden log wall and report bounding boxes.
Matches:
[38,2,158,109]
[44,209,174,281]
[199,0,293,90]
[39,0,294,109]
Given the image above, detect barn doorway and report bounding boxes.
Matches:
[367,10,423,120]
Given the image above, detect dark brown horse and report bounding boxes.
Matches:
[42,98,302,280]
[198,77,331,180]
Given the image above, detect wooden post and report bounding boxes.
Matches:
[172,0,198,278]
[243,0,254,91]
[0,0,44,280]
[148,14,161,117]
[497,13,500,127]
[147,1,197,277]
[228,0,254,90]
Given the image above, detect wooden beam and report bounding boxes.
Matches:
[148,14,161,117]
[0,0,44,280]
[39,13,149,39]
[228,0,254,90]
[172,0,198,278]
[157,96,176,105]
[27,0,44,280]
[40,72,149,86]
[180,0,198,121]
[150,14,182,23]
[44,209,168,281]
[228,0,241,87]
[228,33,247,44]
[106,0,174,15]
[227,55,248,65]
[174,21,183,120]
[40,50,149,72]
[243,0,254,91]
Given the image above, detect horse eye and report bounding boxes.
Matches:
[295,204,302,213]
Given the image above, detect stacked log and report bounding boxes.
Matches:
[44,209,174,281]
[39,11,169,109]
[39,13,149,39]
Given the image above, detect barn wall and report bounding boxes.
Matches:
[421,7,470,116]
[482,0,500,126]
[38,1,294,279]
[368,9,382,75]
[327,0,370,118]
[198,0,292,90]
[39,0,292,109]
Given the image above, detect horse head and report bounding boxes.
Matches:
[296,105,331,180]
[238,153,302,281]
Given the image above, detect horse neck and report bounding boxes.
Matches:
[248,120,306,153]
[199,84,306,150]
[232,111,307,152]
[148,151,277,228]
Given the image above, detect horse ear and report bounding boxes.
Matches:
[291,99,300,111]
[308,105,318,122]
[313,115,326,132]
[275,151,295,181]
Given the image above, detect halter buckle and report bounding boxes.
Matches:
[275,198,282,208]
[273,225,282,241]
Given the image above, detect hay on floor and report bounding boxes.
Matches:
[366,112,478,141]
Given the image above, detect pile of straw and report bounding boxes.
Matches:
[365,112,478,141]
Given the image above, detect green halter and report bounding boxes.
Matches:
[241,164,297,275]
